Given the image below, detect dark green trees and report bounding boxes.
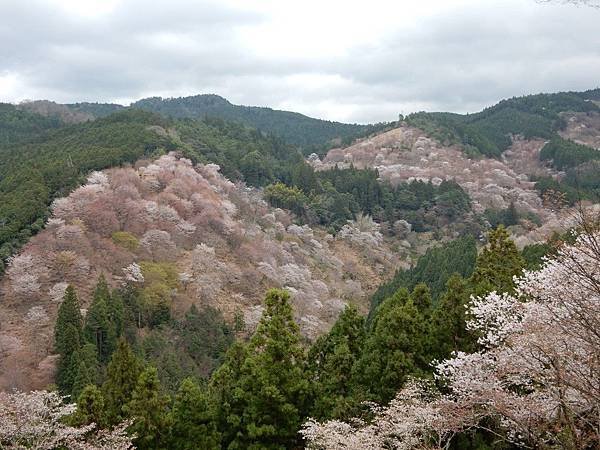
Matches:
[171,378,220,450]
[470,225,525,295]
[54,285,83,395]
[212,289,310,449]
[352,288,429,404]
[83,275,122,363]
[126,366,171,449]
[102,338,143,425]
[308,304,365,420]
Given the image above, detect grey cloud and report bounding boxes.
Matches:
[1,0,599,123]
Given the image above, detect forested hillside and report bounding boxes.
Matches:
[405,91,599,157]
[0,88,599,449]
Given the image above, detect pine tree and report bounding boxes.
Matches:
[308,304,365,420]
[84,275,118,363]
[470,225,525,295]
[410,283,432,317]
[56,323,82,395]
[54,285,82,355]
[214,289,310,449]
[102,338,142,425]
[430,274,475,360]
[352,289,428,404]
[70,343,99,400]
[170,378,220,450]
[72,384,106,427]
[126,366,171,450]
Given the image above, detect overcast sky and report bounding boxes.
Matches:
[1,0,599,123]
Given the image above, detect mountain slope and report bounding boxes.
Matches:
[131,94,372,148]
[0,153,405,390]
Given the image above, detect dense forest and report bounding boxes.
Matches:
[406,91,599,157]
[131,94,379,149]
[1,89,599,449]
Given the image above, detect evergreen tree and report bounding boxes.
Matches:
[214,289,310,449]
[430,274,475,360]
[84,275,118,363]
[56,323,82,395]
[126,366,171,450]
[470,225,525,295]
[54,285,82,355]
[170,378,220,450]
[209,341,249,447]
[410,283,433,317]
[102,338,142,425]
[72,384,106,427]
[70,343,99,400]
[308,304,366,420]
[352,289,428,404]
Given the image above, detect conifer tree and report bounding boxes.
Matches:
[54,285,82,355]
[84,275,118,363]
[430,274,475,360]
[410,283,432,316]
[214,289,310,449]
[72,384,106,427]
[71,344,99,400]
[56,323,82,395]
[308,304,365,420]
[126,366,171,450]
[470,225,525,295]
[170,378,220,450]
[102,338,142,425]
[209,341,249,447]
[352,289,428,404]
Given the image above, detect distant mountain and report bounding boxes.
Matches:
[406,90,600,158]
[130,94,374,148]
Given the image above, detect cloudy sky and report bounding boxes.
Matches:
[1,0,599,123]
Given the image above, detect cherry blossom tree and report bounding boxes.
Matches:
[6,254,46,296]
[0,390,133,449]
[304,227,600,449]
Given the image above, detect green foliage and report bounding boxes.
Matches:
[83,276,119,363]
[111,231,140,251]
[71,384,107,428]
[71,344,99,400]
[170,378,220,450]
[211,289,310,449]
[263,183,309,218]
[352,288,429,404]
[431,274,476,360]
[540,137,600,170]
[126,366,172,450]
[370,235,477,318]
[308,304,366,420]
[132,94,368,149]
[0,109,177,266]
[406,91,599,157]
[522,242,553,270]
[470,226,525,296]
[54,285,84,395]
[484,201,520,228]
[139,261,179,327]
[0,103,62,145]
[102,338,143,425]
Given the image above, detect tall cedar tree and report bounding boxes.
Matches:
[54,285,83,394]
[307,304,366,421]
[72,384,107,428]
[102,338,142,425]
[170,378,221,450]
[83,275,119,363]
[71,343,99,400]
[352,288,429,404]
[214,289,310,450]
[430,274,475,360]
[470,225,525,296]
[126,366,172,450]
